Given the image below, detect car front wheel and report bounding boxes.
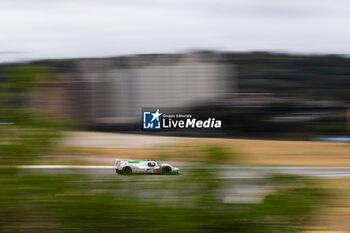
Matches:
[162,166,172,175]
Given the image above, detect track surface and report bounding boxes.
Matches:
[7,165,350,178]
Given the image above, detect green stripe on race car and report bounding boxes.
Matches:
[128,160,148,164]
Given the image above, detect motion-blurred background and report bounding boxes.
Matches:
[2,1,350,233]
[6,51,350,139]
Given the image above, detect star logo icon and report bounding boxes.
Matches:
[143,109,162,129]
[151,109,162,122]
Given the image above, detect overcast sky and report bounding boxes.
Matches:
[1,0,350,62]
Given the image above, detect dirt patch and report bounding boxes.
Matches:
[58,132,350,166]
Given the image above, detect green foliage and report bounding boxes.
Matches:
[0,167,327,233]
[0,66,65,165]
[201,145,230,164]
[0,66,48,102]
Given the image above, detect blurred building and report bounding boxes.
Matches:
[27,53,234,124]
[26,73,89,120]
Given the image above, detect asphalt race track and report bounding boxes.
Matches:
[7,165,350,178]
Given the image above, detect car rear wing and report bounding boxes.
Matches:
[115,158,136,169]
[115,158,127,168]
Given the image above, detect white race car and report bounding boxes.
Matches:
[115,159,180,175]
